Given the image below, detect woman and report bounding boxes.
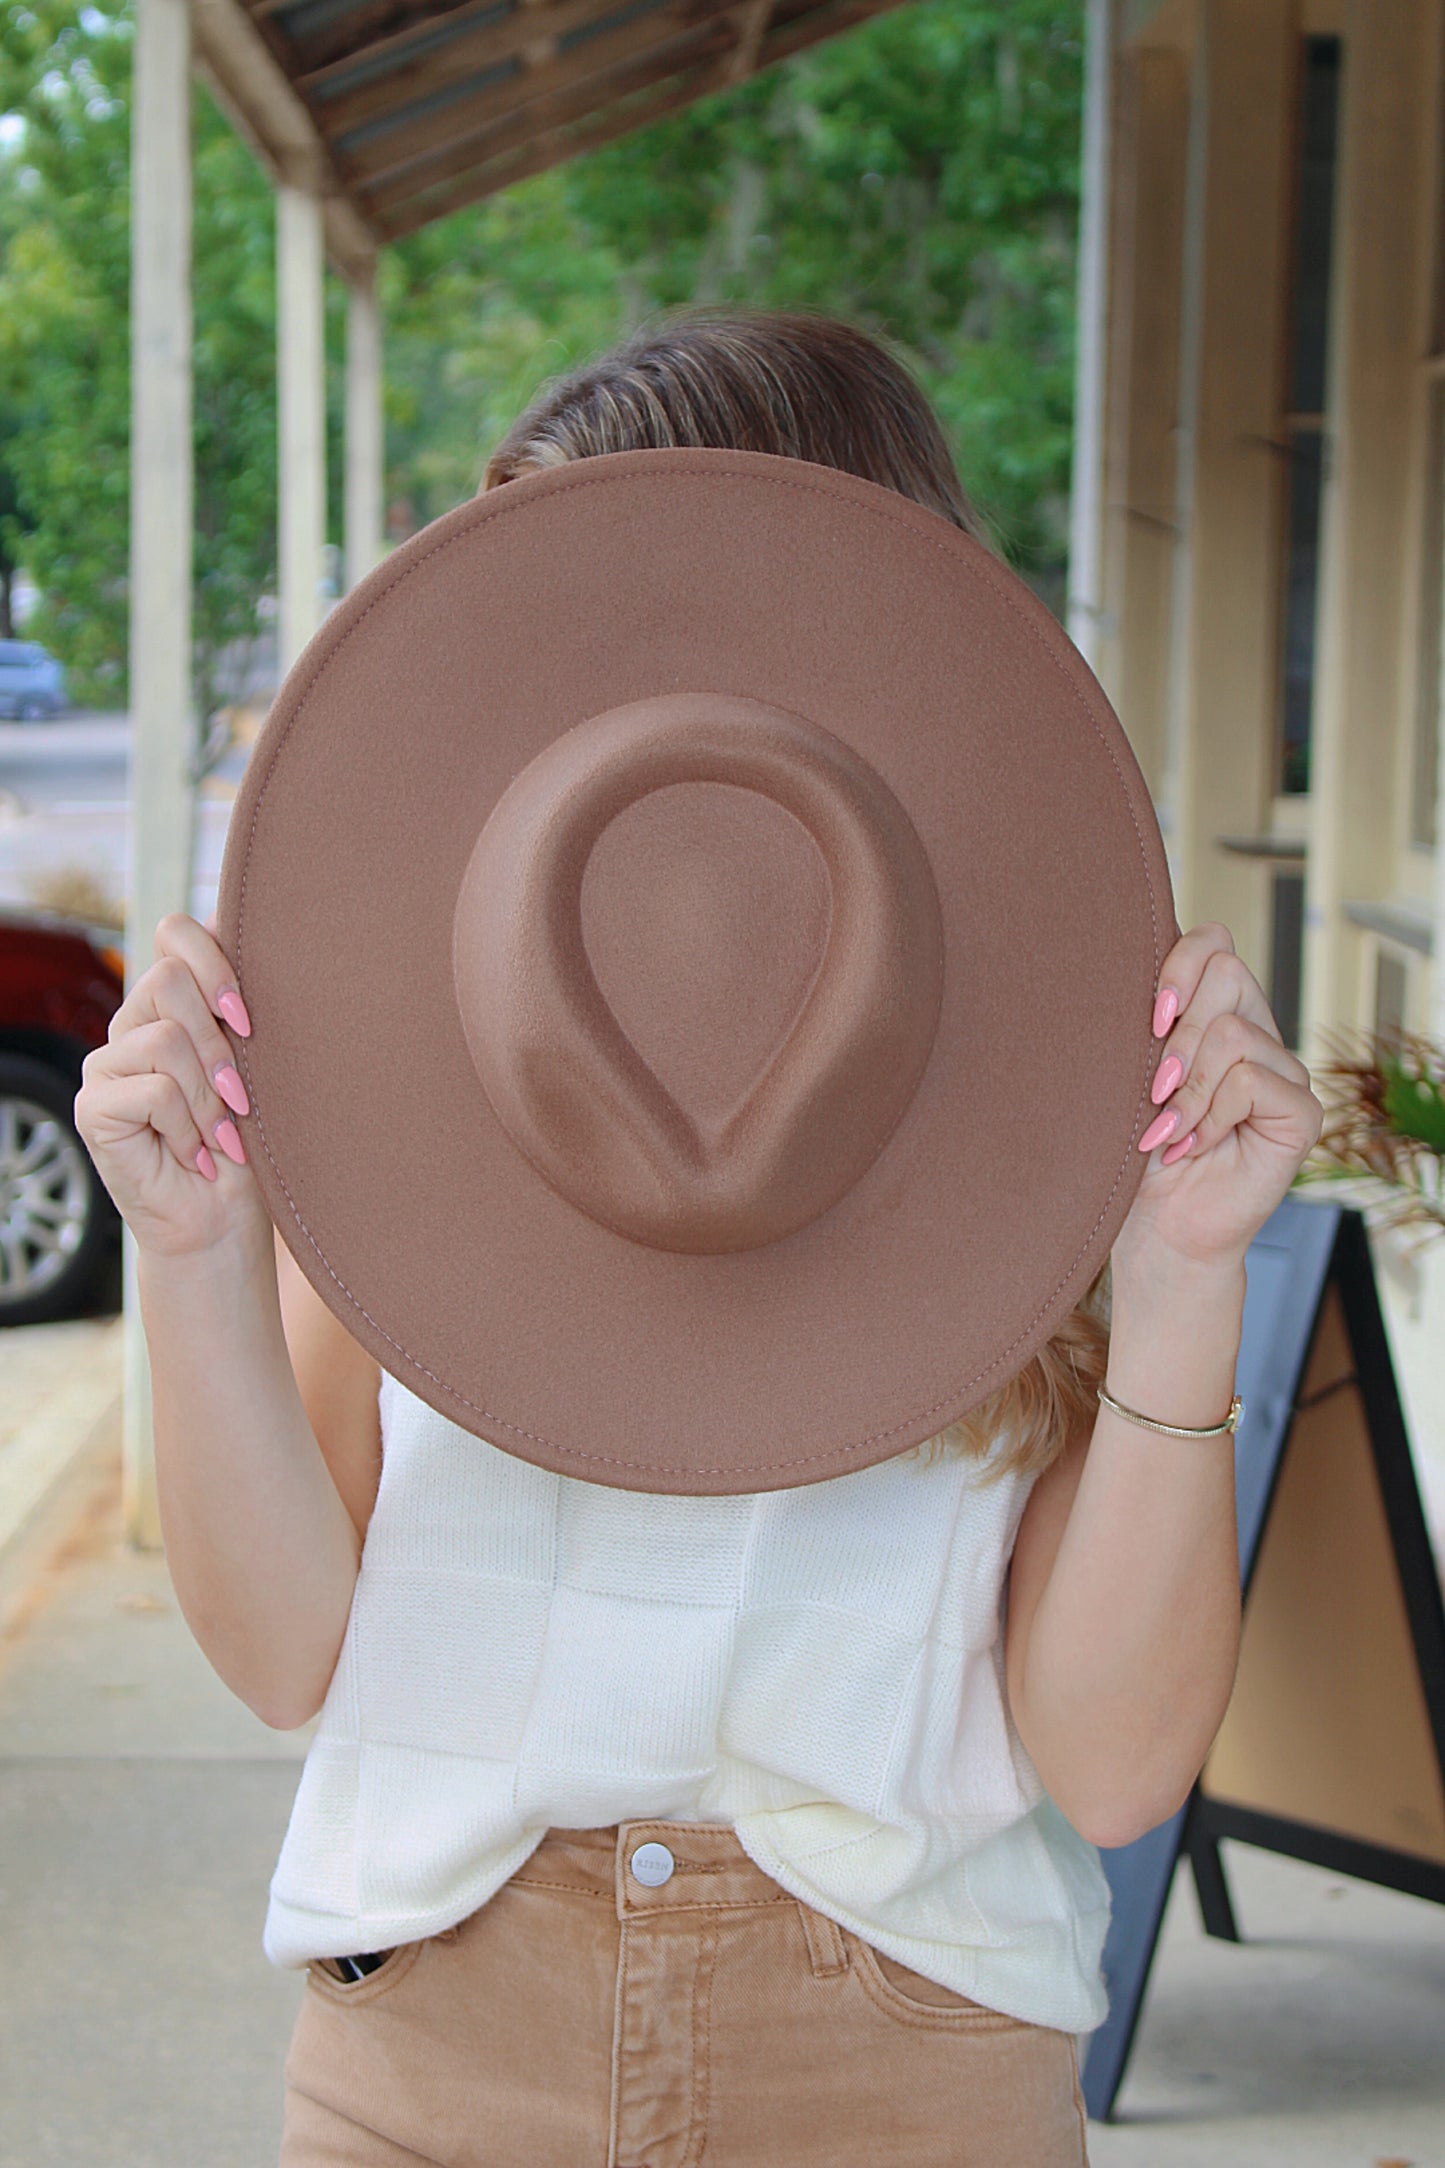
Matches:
[75,309,1324,2164]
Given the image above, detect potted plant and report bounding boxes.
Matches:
[1291,1023,1445,1259]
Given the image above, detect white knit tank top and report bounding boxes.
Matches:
[264,1368,1113,2032]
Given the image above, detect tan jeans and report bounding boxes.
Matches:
[279,1819,1091,2166]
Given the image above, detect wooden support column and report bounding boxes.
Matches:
[277,176,327,670]
[1164,0,1294,964]
[124,0,195,1550]
[344,256,384,592]
[1434,724,1445,1039]
[1435,543,1445,1030]
[1067,0,1115,675]
[1302,1,1434,1064]
[1097,29,1191,806]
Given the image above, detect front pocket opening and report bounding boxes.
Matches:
[871,1947,987,2011]
[853,1938,1025,2026]
[307,1940,422,2004]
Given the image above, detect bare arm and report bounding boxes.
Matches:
[272,1226,383,1546]
[139,1222,367,1729]
[76,912,368,1731]
[1005,1250,1245,1848]
[1004,921,1320,1849]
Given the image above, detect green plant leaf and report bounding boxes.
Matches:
[1381,1059,1445,1153]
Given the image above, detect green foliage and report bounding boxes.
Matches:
[1382,1057,1445,1155]
[566,0,1083,561]
[390,0,1084,560]
[1294,1024,1445,1250]
[0,400,36,635]
[0,0,1083,708]
[189,92,288,725]
[0,1,132,702]
[380,171,627,531]
[0,1,295,715]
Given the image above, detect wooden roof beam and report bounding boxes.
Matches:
[373,58,720,235]
[294,0,568,105]
[247,0,487,75]
[356,16,737,212]
[342,0,750,195]
[722,0,770,82]
[190,0,384,275]
[309,0,668,141]
[372,0,909,236]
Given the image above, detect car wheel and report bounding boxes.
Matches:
[0,1054,119,1326]
[19,700,49,722]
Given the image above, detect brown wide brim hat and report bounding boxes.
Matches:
[216,447,1179,1496]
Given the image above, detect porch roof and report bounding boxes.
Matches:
[192,0,909,270]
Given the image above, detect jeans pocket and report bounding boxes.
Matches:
[305,1938,423,2007]
[850,1935,1030,2029]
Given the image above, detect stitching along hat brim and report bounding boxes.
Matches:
[216,447,1179,1495]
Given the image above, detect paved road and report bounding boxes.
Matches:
[0,713,252,805]
[0,714,130,804]
[0,712,253,927]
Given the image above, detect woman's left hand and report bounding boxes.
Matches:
[1115,921,1325,1275]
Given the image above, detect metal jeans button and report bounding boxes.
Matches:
[629,1841,675,1887]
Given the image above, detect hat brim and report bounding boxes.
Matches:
[216,448,1178,1495]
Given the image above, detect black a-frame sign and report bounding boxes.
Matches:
[1080,1195,1445,2122]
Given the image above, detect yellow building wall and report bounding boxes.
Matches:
[1097,0,1445,1561]
[1304,0,1435,1055]
[1100,0,1440,1056]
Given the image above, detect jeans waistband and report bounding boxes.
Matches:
[510,1821,798,1921]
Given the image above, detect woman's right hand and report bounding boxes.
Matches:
[74,911,271,1261]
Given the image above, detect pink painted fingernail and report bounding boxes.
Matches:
[212,1063,250,1118]
[1150,1054,1183,1106]
[195,1145,218,1182]
[1139,1107,1180,1153]
[217,987,252,1038]
[1161,1129,1197,1166]
[213,1117,247,1166]
[1152,985,1180,1038]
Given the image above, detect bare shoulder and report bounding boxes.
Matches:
[1003,1414,1093,1712]
[274,1228,383,1543]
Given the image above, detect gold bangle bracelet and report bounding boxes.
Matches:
[1096,1383,1244,1438]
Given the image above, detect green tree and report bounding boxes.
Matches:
[0,0,291,725]
[0,2,132,703]
[0,0,1083,708]
[391,0,1083,567]
[379,168,627,534]
[585,0,1084,566]
[0,414,36,638]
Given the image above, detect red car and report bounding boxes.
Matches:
[0,905,125,1324]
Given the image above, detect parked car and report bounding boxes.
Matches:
[0,640,68,720]
[0,906,124,1324]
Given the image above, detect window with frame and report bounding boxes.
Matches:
[1411,38,1445,854]
[1275,34,1342,801]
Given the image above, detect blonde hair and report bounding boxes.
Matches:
[483,307,1110,1485]
[912,1262,1112,1485]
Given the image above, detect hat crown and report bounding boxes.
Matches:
[451,693,945,1254]
[583,775,831,1128]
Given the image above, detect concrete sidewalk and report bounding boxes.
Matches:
[1,1366,1444,2163]
[0,1381,309,2167]
[0,1315,125,1578]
